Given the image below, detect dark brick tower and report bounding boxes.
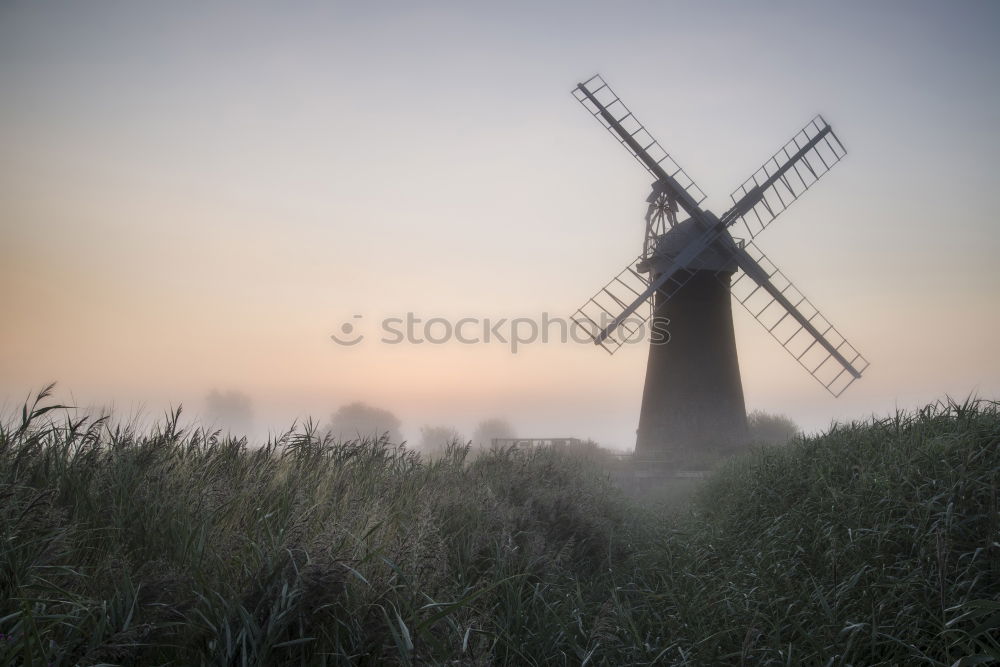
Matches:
[634,220,749,465]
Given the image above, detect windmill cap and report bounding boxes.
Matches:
[646,219,738,273]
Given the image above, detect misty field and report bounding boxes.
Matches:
[1,389,997,665]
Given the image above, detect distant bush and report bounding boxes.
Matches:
[416,424,464,456]
[471,417,516,448]
[747,408,800,444]
[327,400,403,444]
[1,387,996,665]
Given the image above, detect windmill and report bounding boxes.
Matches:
[570,75,869,465]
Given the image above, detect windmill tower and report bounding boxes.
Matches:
[570,75,869,467]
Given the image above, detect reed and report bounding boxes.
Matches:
[1,386,996,665]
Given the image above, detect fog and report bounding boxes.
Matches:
[2,1,999,449]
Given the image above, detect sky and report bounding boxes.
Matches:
[1,0,999,449]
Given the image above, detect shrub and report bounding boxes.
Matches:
[747,408,800,444]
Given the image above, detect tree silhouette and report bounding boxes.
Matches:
[328,402,403,444]
[418,425,464,454]
[472,417,516,448]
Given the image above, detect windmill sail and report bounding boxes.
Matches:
[572,223,728,353]
[723,116,846,240]
[573,75,707,218]
[570,256,652,353]
[569,76,867,396]
[723,240,869,396]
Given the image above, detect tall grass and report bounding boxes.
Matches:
[1,386,997,665]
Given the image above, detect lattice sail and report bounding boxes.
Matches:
[572,257,702,355]
[725,115,846,240]
[725,241,869,396]
[573,75,707,210]
[571,257,652,354]
[573,218,730,353]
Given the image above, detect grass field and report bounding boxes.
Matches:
[1,387,997,665]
